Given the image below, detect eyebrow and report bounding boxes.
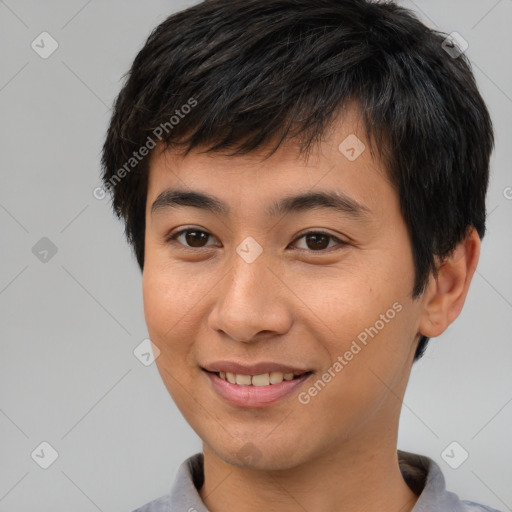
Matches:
[151,188,371,219]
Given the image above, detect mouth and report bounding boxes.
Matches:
[202,368,314,407]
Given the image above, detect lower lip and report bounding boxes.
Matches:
[204,371,312,408]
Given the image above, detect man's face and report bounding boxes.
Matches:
[142,109,426,470]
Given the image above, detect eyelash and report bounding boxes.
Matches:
[165,228,348,253]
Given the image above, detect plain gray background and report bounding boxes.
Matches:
[0,1,511,511]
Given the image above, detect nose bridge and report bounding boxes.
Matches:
[208,246,291,342]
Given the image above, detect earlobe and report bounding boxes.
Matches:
[417,227,481,338]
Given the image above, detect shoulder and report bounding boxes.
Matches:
[397,450,503,512]
[460,500,503,512]
[128,452,205,512]
[129,493,169,512]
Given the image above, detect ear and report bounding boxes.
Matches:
[417,227,481,338]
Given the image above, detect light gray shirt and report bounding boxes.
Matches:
[131,450,502,512]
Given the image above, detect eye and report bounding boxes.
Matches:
[166,228,220,249]
[166,228,347,252]
[290,231,348,252]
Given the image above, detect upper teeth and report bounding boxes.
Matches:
[219,371,298,386]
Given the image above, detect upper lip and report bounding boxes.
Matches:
[202,361,312,376]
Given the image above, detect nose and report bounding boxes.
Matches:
[207,250,293,343]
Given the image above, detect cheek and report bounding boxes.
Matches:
[142,259,212,361]
[142,244,192,326]
[297,265,416,388]
[142,269,170,338]
[142,266,201,400]
[290,264,389,340]
[142,262,191,353]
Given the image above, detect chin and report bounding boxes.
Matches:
[208,436,311,471]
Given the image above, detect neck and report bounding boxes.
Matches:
[199,434,418,512]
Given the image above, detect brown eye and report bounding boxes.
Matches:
[168,229,218,249]
[305,233,330,250]
[292,231,347,252]
[184,230,209,247]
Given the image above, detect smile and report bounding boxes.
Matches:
[204,369,313,407]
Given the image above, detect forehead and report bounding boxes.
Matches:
[145,107,393,219]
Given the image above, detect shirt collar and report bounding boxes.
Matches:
[397,449,466,511]
[168,450,467,512]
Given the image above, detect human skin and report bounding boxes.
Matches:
[142,106,480,512]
